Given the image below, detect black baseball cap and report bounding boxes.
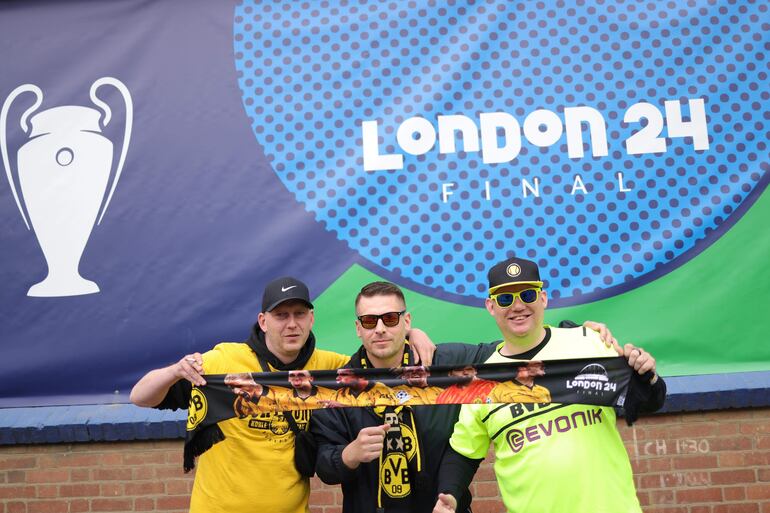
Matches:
[261,276,314,313]
[487,257,543,294]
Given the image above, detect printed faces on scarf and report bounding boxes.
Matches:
[258,300,315,363]
[355,294,411,368]
[485,283,548,341]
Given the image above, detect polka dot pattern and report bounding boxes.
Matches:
[234,0,769,303]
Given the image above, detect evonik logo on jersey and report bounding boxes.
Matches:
[1,77,132,297]
[505,408,603,454]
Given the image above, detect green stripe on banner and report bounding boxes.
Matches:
[313,188,770,377]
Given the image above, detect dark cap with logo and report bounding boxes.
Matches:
[261,276,314,313]
[487,256,544,294]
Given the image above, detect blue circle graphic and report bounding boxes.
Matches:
[234,0,768,304]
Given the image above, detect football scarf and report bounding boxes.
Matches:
[183,351,634,472]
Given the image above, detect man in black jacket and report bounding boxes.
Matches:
[311,281,495,513]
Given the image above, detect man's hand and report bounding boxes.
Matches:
[433,493,458,513]
[621,343,657,378]
[583,321,620,351]
[341,424,389,469]
[173,353,206,386]
[408,328,436,366]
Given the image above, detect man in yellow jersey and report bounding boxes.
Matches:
[433,257,667,513]
[129,276,435,513]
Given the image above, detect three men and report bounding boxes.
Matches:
[130,276,434,513]
[433,257,666,513]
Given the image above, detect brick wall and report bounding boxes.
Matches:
[1,407,768,513]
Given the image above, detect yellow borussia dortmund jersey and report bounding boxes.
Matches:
[191,343,348,513]
[449,327,641,513]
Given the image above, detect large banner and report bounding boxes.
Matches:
[0,0,767,405]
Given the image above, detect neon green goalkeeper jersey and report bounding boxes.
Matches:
[448,327,642,513]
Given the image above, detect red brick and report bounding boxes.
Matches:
[649,489,675,505]
[714,504,759,513]
[675,487,723,503]
[70,469,90,482]
[35,485,57,498]
[746,453,770,467]
[690,506,711,513]
[100,482,123,496]
[708,437,754,451]
[91,498,132,512]
[468,499,505,513]
[740,421,770,435]
[124,481,162,495]
[0,486,35,499]
[711,469,757,485]
[719,453,746,467]
[134,498,155,511]
[747,484,770,500]
[58,483,100,497]
[38,454,100,468]
[7,502,26,513]
[639,473,661,488]
[164,479,192,495]
[648,458,673,472]
[27,502,68,513]
[69,499,89,513]
[473,481,499,497]
[124,452,167,465]
[673,455,719,470]
[759,469,770,482]
[156,496,191,510]
[0,458,37,471]
[99,453,123,466]
[24,470,69,484]
[7,471,26,484]
[724,486,747,501]
[717,422,739,436]
[92,468,132,481]
[308,490,335,505]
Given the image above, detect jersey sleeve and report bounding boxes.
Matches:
[448,404,492,459]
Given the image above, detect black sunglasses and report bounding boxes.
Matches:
[356,310,406,329]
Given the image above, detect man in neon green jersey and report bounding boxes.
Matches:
[433,257,666,513]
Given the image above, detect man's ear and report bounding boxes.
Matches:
[355,319,363,340]
[257,312,267,331]
[541,290,548,309]
[403,311,411,331]
[485,297,496,315]
[308,309,315,330]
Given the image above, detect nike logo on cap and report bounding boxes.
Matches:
[281,285,297,292]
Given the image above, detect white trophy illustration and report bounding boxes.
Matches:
[1,77,132,297]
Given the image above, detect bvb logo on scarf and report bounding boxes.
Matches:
[377,406,421,509]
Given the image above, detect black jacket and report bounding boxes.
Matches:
[310,342,497,513]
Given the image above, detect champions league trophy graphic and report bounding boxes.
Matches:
[1,77,132,297]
